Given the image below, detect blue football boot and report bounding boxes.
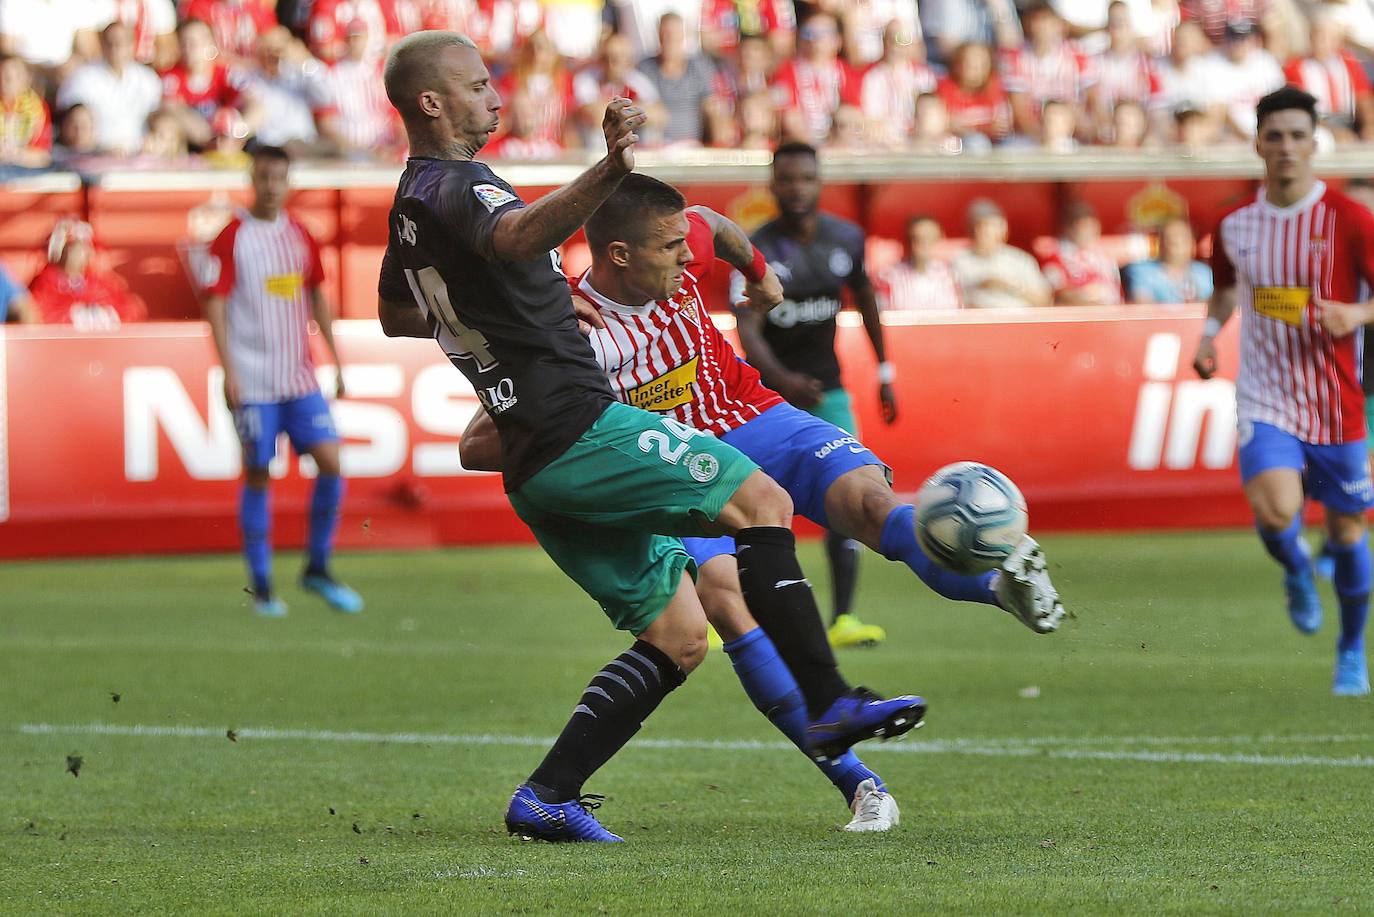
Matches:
[504,785,624,843]
[1283,545,1322,635]
[1333,648,1370,697]
[806,688,926,761]
[301,570,364,614]
[253,595,287,618]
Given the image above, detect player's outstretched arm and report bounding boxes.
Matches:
[1193,286,1237,379]
[486,98,646,263]
[734,306,825,409]
[688,206,783,311]
[458,409,502,472]
[378,296,433,338]
[202,293,240,410]
[310,287,347,398]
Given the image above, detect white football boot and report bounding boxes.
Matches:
[993,536,1066,634]
[842,779,900,832]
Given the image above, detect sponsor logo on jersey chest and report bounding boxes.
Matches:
[264,273,303,299]
[627,358,698,412]
[1252,286,1309,327]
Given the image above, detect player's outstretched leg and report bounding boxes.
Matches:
[300,441,362,614]
[825,470,1066,634]
[1245,467,1321,633]
[824,531,886,648]
[1327,518,1371,696]
[694,554,898,829]
[716,472,925,760]
[240,469,284,617]
[505,574,701,843]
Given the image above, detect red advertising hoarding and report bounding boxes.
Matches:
[0,307,1244,559]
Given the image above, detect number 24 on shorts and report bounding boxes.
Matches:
[639,416,721,483]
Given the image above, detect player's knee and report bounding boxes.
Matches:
[312,447,341,477]
[1254,505,1298,532]
[1328,513,1368,546]
[730,471,794,529]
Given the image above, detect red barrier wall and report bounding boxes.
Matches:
[0,307,1250,559]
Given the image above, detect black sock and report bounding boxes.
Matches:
[824,530,861,623]
[735,526,850,717]
[528,640,685,802]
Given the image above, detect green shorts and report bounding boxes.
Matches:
[509,402,759,634]
[806,387,859,437]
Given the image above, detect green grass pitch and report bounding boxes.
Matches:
[3,532,1372,915]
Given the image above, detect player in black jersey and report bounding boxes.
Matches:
[735,141,898,650]
[375,31,926,842]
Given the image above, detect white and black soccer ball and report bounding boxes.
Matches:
[914,462,1028,576]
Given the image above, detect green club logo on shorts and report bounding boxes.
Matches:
[685,452,720,483]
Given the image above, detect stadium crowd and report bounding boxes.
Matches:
[3,0,1374,171]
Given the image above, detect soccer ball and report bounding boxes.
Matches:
[914,462,1028,575]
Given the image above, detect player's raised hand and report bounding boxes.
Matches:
[334,369,347,399]
[777,369,825,409]
[741,265,784,313]
[878,383,898,424]
[602,97,646,174]
[1192,336,1218,379]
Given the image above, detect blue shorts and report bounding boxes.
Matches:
[233,390,338,471]
[681,402,889,567]
[1238,420,1374,513]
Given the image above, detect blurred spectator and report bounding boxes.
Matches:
[1109,98,1150,147]
[0,261,36,323]
[1304,0,1374,58]
[142,107,191,160]
[1039,201,1123,305]
[1124,215,1213,302]
[1089,1,1159,141]
[573,34,664,148]
[1136,0,1182,57]
[736,89,780,148]
[111,0,178,68]
[913,92,964,152]
[56,22,163,155]
[539,0,605,61]
[1206,20,1284,140]
[1039,97,1080,151]
[308,0,390,64]
[639,12,721,145]
[52,104,100,165]
[424,0,543,70]
[702,0,796,62]
[161,18,250,150]
[482,89,565,159]
[772,11,861,144]
[1346,176,1374,213]
[181,0,279,65]
[495,29,573,148]
[1002,3,1094,142]
[240,27,340,157]
[611,0,702,59]
[952,198,1052,308]
[1049,0,1112,34]
[937,41,1011,146]
[1173,100,1214,149]
[860,21,938,147]
[838,0,924,67]
[1151,20,1221,143]
[1285,10,1374,142]
[825,102,867,149]
[877,215,963,310]
[325,18,402,159]
[0,54,52,172]
[1179,0,1278,46]
[922,0,1024,64]
[0,0,108,71]
[30,218,146,329]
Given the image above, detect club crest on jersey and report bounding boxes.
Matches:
[829,249,853,277]
[473,183,518,213]
[684,451,720,483]
[671,290,700,323]
[1309,235,1327,257]
[264,272,303,299]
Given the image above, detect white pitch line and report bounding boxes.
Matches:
[16,723,1374,768]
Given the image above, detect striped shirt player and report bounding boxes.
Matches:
[1284,52,1373,132]
[1211,180,1374,445]
[203,146,360,618]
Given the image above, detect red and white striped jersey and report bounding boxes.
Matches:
[1090,49,1158,114]
[1000,43,1095,107]
[1212,181,1374,444]
[206,209,325,404]
[1284,53,1372,123]
[326,58,397,148]
[576,211,783,436]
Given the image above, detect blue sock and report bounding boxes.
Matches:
[240,484,271,595]
[1329,535,1371,653]
[879,503,997,605]
[723,627,883,804]
[308,474,343,574]
[1257,515,1307,576]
